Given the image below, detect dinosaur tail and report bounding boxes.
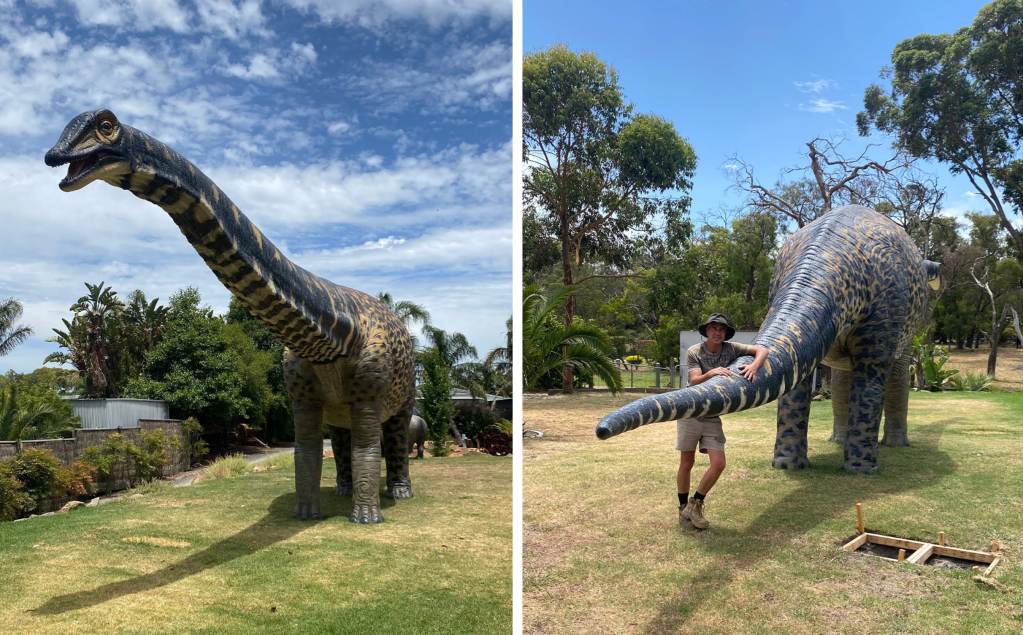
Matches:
[595,270,842,440]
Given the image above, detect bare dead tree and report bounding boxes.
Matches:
[727,136,916,228]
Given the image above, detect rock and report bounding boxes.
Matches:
[40,512,54,516]
[128,494,144,499]
[253,466,267,472]
[13,518,27,522]
[28,514,39,519]
[87,497,100,507]
[57,501,86,514]
[812,394,823,401]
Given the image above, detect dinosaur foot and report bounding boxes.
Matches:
[336,482,353,496]
[385,483,413,499]
[880,433,909,446]
[843,460,878,474]
[771,456,810,470]
[349,504,384,524]
[293,501,323,520]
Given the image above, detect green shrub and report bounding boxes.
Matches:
[180,417,209,467]
[204,454,251,479]
[948,371,994,392]
[258,452,294,470]
[7,448,62,503]
[0,463,34,519]
[124,479,173,497]
[81,430,180,494]
[418,348,454,457]
[453,403,501,446]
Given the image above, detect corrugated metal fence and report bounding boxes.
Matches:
[67,399,170,429]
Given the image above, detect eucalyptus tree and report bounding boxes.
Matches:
[524,44,697,392]
[0,298,32,357]
[858,1,1023,259]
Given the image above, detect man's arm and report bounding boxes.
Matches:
[688,366,735,386]
[738,345,769,381]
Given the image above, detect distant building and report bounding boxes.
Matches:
[64,398,170,429]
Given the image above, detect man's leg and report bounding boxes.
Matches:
[695,449,726,496]
[677,450,695,499]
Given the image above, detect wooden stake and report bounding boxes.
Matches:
[898,549,906,563]
[857,503,864,534]
[973,565,980,572]
[992,541,998,553]
[939,532,945,546]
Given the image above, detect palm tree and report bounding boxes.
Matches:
[0,384,78,441]
[72,282,123,397]
[0,298,33,357]
[523,285,623,394]
[422,326,478,368]
[122,290,169,377]
[377,292,431,347]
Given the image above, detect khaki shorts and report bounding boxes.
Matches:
[676,417,726,453]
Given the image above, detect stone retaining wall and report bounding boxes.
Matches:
[0,419,189,476]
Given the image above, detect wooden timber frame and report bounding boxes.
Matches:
[842,533,1001,575]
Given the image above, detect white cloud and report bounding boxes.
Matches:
[794,79,836,94]
[327,121,351,135]
[195,0,270,39]
[279,0,511,28]
[222,43,317,80]
[67,0,191,32]
[798,99,847,114]
[346,40,511,114]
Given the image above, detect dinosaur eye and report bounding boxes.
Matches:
[100,121,113,133]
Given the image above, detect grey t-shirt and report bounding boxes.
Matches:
[683,341,753,424]
[686,341,753,375]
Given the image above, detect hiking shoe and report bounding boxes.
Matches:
[679,503,692,526]
[688,498,709,529]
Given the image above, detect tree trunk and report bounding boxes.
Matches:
[561,226,575,394]
[987,304,1011,377]
[745,266,755,304]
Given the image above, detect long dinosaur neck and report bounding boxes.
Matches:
[114,125,359,362]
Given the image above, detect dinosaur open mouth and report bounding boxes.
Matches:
[54,150,126,191]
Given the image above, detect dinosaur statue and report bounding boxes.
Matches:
[45,109,416,522]
[596,205,940,474]
[408,414,428,459]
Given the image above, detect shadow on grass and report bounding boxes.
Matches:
[647,421,956,634]
[32,486,378,616]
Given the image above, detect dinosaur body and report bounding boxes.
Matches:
[596,205,939,474]
[46,109,415,522]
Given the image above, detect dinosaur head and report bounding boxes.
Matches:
[45,109,131,192]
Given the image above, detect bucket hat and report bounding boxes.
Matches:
[698,313,735,341]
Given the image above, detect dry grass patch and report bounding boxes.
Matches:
[524,391,1023,634]
[121,536,191,548]
[945,347,1023,391]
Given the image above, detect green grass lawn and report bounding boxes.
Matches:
[523,391,1023,634]
[0,454,512,635]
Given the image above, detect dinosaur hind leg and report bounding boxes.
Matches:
[383,406,413,499]
[327,426,353,496]
[881,352,911,446]
[844,358,890,474]
[349,402,385,523]
[772,371,814,470]
[829,367,851,442]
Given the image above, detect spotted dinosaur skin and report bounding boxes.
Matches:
[596,205,940,474]
[45,110,416,521]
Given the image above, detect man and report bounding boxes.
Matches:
[678,313,768,529]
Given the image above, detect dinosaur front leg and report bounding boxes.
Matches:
[844,359,890,474]
[772,372,814,470]
[349,402,385,523]
[383,410,413,499]
[880,352,911,446]
[293,401,324,520]
[327,425,353,495]
[829,367,851,442]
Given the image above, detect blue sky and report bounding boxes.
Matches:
[524,0,1002,230]
[0,0,512,374]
